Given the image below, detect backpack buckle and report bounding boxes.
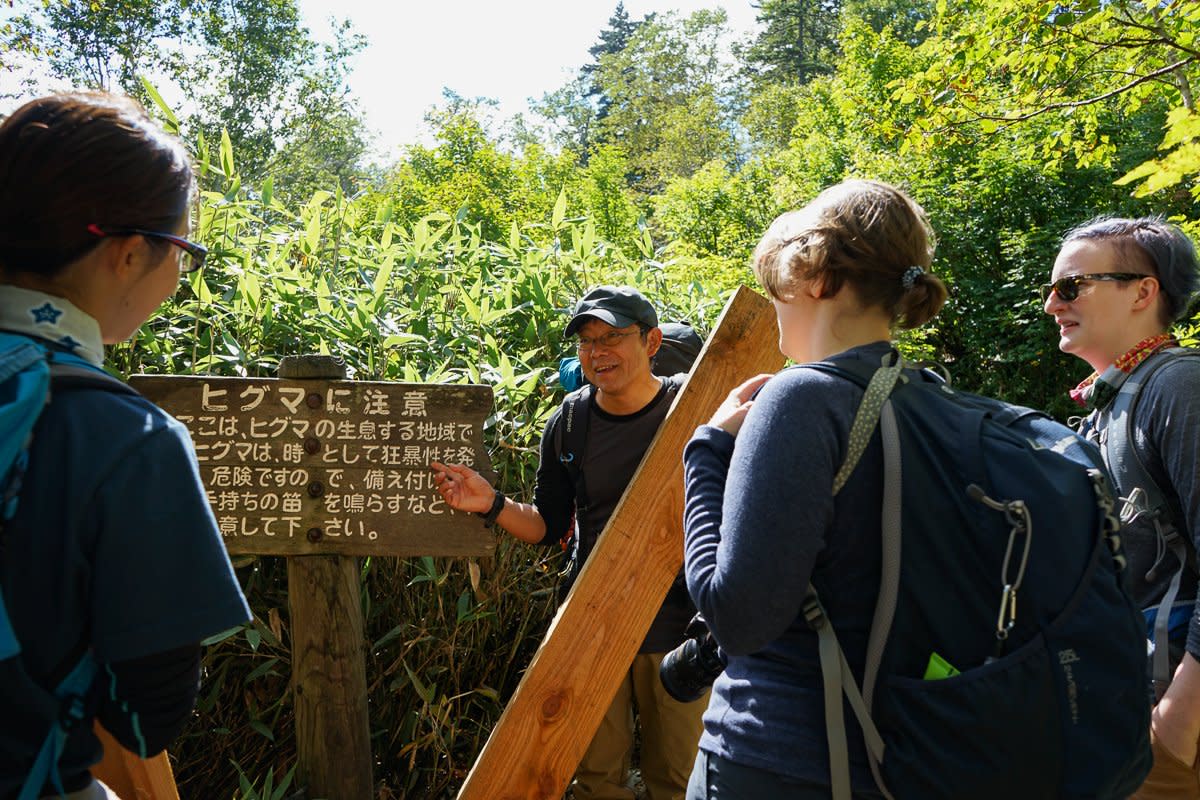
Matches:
[802,595,826,631]
[58,694,87,731]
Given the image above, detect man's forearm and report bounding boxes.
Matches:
[1153,653,1200,763]
[496,495,548,544]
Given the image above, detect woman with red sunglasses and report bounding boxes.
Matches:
[0,93,249,799]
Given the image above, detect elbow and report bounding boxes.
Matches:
[138,711,192,757]
[686,582,762,657]
[703,620,760,658]
[97,703,192,757]
[98,646,201,757]
[687,567,792,657]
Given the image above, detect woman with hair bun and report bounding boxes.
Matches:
[681,179,946,798]
[0,93,249,799]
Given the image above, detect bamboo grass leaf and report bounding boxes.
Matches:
[455,589,472,623]
[243,658,280,683]
[373,254,395,300]
[404,662,435,704]
[248,720,275,742]
[382,333,426,347]
[551,189,567,231]
[201,626,243,647]
[138,76,179,134]
[219,129,236,180]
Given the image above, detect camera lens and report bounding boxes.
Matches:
[659,633,724,703]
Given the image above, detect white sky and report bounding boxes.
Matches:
[0,2,761,159]
[297,1,762,157]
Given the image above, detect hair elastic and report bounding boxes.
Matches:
[901,265,924,289]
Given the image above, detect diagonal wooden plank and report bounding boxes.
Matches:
[457,286,785,800]
[91,723,180,800]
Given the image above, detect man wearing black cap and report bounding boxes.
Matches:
[432,285,705,800]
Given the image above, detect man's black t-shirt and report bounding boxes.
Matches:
[533,375,693,653]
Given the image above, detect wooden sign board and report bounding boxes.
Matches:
[128,376,496,557]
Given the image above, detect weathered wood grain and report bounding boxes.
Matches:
[287,553,374,799]
[278,356,374,800]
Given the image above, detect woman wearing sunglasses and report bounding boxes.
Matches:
[1044,217,1200,800]
[681,180,947,798]
[0,93,249,798]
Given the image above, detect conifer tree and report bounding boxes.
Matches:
[741,0,840,86]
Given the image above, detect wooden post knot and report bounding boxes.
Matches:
[539,690,569,722]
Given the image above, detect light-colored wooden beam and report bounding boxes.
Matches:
[457,286,785,800]
[91,723,180,800]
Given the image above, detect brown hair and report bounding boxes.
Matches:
[752,179,947,329]
[0,92,194,277]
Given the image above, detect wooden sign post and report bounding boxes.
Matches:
[456,287,785,800]
[131,357,496,800]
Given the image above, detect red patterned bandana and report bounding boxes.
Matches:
[1070,332,1178,409]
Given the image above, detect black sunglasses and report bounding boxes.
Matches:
[87,224,207,273]
[1039,272,1151,303]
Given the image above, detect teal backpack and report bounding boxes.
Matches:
[0,331,134,800]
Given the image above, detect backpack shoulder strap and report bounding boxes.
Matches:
[802,350,911,799]
[805,353,906,494]
[803,390,900,800]
[555,385,593,511]
[0,338,116,799]
[1105,348,1200,698]
[13,650,96,800]
[1105,348,1200,518]
[49,361,139,397]
[554,376,682,513]
[0,337,52,523]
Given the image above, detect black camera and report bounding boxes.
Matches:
[659,613,725,703]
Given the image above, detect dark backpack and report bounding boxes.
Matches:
[803,352,1151,800]
[0,332,137,800]
[1081,347,1200,700]
[652,322,704,377]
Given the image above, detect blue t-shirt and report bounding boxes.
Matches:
[0,376,251,794]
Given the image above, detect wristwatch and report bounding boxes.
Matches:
[477,489,506,529]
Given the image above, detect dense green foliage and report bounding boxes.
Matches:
[5,0,1200,796]
[3,0,369,197]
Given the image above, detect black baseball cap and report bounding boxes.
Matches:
[564,285,659,337]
